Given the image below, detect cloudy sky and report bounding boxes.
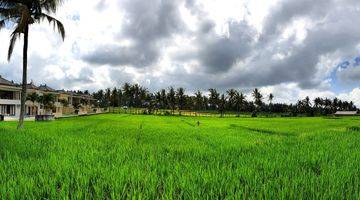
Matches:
[0,0,360,105]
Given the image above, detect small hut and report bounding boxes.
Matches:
[334,111,358,116]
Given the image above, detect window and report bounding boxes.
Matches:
[0,105,15,116]
[0,90,14,100]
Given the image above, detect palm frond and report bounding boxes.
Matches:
[0,0,26,10]
[12,4,32,33]
[0,7,18,30]
[7,32,20,61]
[39,13,65,40]
[40,0,64,13]
[0,19,5,30]
[0,7,19,19]
[0,1,15,8]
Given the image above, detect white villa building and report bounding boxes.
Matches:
[0,75,100,121]
[0,76,21,120]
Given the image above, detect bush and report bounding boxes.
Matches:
[164,111,171,116]
[251,111,257,118]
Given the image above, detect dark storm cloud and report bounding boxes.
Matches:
[83,44,159,67]
[261,0,330,42]
[175,0,360,90]
[220,0,360,89]
[272,3,360,88]
[198,21,255,73]
[251,17,360,89]
[84,0,185,67]
[83,0,360,92]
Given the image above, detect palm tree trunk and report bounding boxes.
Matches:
[18,25,29,129]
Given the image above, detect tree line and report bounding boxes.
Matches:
[91,83,358,117]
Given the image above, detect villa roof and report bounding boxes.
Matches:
[0,75,17,86]
[1,75,95,99]
[27,82,39,90]
[64,91,79,96]
[38,84,56,92]
[57,90,92,99]
[56,90,70,95]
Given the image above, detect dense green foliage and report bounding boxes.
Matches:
[91,83,358,117]
[1,114,360,199]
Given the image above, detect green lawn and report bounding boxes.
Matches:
[1,114,360,199]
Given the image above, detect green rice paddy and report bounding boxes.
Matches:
[1,114,360,199]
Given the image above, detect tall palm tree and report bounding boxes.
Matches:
[268,93,274,114]
[226,89,237,111]
[117,88,123,107]
[208,88,220,110]
[268,93,274,105]
[314,97,322,108]
[303,96,311,107]
[167,87,176,114]
[332,97,339,112]
[218,94,226,117]
[349,101,355,111]
[324,98,332,114]
[234,92,246,117]
[110,88,119,107]
[138,86,148,107]
[176,87,185,114]
[131,84,139,107]
[194,90,203,110]
[105,88,111,109]
[158,89,166,109]
[1,0,65,129]
[252,88,263,111]
[122,83,132,107]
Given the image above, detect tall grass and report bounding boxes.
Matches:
[1,115,359,199]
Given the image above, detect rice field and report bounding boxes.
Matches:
[1,114,360,199]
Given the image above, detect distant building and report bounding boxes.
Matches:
[0,75,100,121]
[0,76,21,120]
[334,111,359,116]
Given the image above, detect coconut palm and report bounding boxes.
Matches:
[218,94,226,117]
[1,0,65,128]
[252,88,263,111]
[160,89,167,109]
[131,84,144,107]
[176,87,185,114]
[268,93,274,105]
[268,93,274,113]
[226,89,237,111]
[122,83,132,107]
[332,97,339,112]
[314,97,322,108]
[208,88,220,110]
[110,88,119,107]
[105,88,111,108]
[349,101,355,111]
[138,86,148,107]
[194,90,203,110]
[234,92,246,117]
[303,96,311,107]
[167,87,176,114]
